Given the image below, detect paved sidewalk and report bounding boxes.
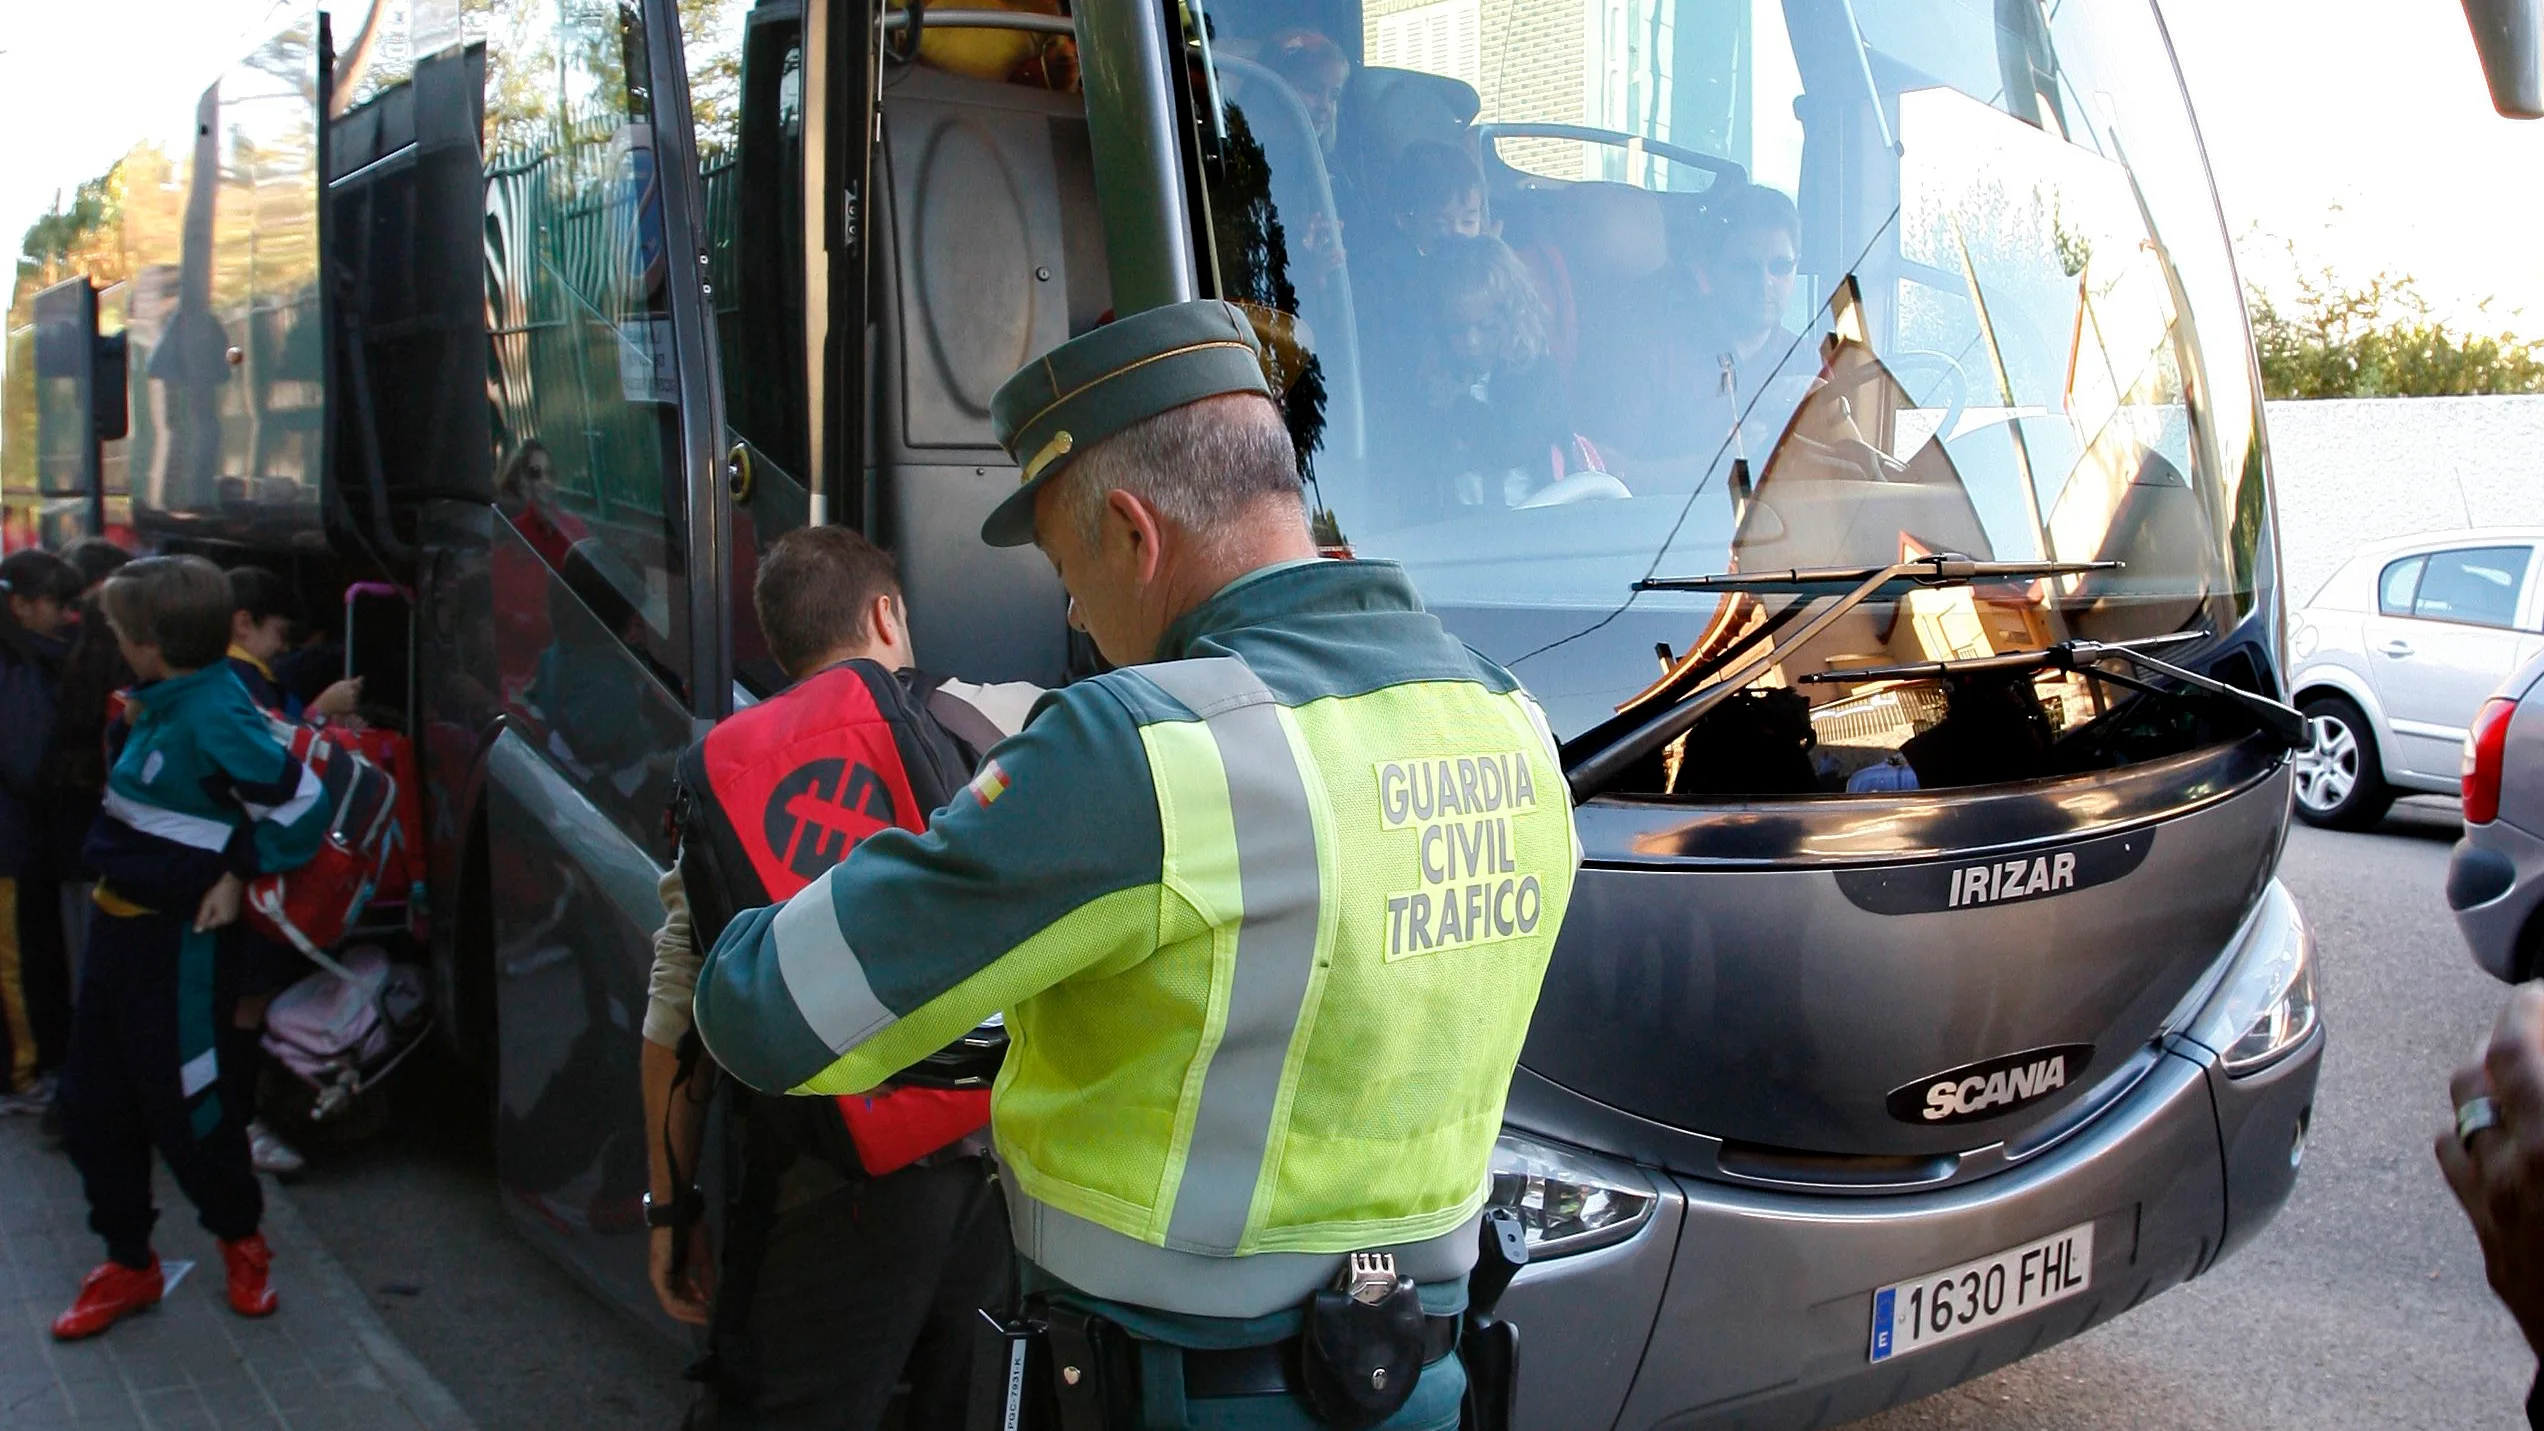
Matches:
[0,1117,475,1431]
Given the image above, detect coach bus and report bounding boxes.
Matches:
[3,0,2323,1423]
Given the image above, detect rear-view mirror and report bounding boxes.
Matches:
[2465,0,2544,119]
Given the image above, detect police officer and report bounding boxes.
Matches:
[693,299,1580,1430]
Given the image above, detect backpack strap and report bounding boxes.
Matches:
[669,738,752,956]
[694,1082,788,1404]
[922,683,1009,768]
[866,666,978,811]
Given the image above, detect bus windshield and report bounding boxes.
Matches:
[1187,0,2273,797]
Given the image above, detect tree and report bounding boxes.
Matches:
[2246,261,2544,401]
[680,0,746,154]
[14,168,136,314]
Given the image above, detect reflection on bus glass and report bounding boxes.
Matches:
[1188,0,2271,796]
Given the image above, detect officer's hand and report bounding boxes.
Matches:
[195,872,244,933]
[648,1223,715,1326]
[2437,982,2544,1358]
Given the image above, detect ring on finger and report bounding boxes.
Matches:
[2459,1094,2505,1148]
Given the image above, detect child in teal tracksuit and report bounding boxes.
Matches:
[51,556,330,1341]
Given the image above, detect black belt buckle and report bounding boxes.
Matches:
[1299,1253,1425,1430]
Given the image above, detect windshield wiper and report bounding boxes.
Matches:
[1633,557,2116,594]
[1567,555,2120,798]
[1797,631,2308,748]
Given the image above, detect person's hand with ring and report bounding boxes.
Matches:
[2439,981,2544,1360]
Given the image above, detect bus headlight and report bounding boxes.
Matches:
[2187,882,2320,1076]
[1486,1130,1656,1258]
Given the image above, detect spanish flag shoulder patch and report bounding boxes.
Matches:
[969,759,1012,808]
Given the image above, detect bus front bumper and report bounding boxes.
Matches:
[1495,1025,2321,1431]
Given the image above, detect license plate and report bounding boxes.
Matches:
[1868,1221,2094,1362]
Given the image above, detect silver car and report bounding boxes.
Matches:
[2451,650,2544,981]
[2290,530,2544,828]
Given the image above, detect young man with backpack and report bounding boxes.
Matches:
[643,525,1035,1430]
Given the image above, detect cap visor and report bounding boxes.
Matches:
[980,481,1042,548]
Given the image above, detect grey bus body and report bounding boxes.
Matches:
[2,0,2319,1425]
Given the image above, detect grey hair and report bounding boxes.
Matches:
[1048,392,1305,552]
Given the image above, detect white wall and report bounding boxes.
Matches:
[2266,395,2544,607]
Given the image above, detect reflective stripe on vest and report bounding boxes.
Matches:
[1135,657,1323,1257]
[775,867,898,1055]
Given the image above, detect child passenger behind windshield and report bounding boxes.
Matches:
[1390,140,1491,255]
[1371,232,1599,522]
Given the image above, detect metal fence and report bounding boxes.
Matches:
[484,111,678,524]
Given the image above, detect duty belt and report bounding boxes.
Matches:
[1178,1313,1460,1399]
[996,1211,1530,1431]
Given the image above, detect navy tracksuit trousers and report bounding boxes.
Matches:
[59,907,263,1265]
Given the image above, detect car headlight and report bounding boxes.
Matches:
[1486,1129,1656,1258]
[2184,881,2319,1075]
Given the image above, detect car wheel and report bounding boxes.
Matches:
[2293,694,2394,830]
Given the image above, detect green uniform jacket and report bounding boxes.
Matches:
[693,560,1579,1317]
[89,663,331,911]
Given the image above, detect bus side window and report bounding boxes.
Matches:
[481,0,697,705]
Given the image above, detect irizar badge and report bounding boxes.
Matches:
[1832,832,2152,916]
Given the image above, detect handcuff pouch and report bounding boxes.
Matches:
[1297,1270,1424,1429]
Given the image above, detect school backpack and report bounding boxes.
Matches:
[330,725,429,939]
[261,943,430,1118]
[673,659,1007,1178]
[242,719,404,974]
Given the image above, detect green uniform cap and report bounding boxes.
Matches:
[982,299,1274,547]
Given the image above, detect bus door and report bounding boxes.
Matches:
[463,0,722,1322]
[686,0,1091,693]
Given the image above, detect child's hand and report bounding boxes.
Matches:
[311,676,364,719]
[195,873,245,932]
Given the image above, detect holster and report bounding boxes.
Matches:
[1458,1209,1529,1431]
[1039,1301,1139,1431]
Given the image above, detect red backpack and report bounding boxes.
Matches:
[674,660,1005,1177]
[331,726,429,939]
[243,720,404,978]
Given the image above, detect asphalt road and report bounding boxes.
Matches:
[275,798,2535,1431]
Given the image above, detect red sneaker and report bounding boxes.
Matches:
[52,1258,165,1340]
[220,1234,279,1318]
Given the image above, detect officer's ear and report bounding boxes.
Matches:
[1103,487,1168,584]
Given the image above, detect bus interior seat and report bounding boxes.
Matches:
[1338,67,1480,198]
[1502,181,1673,452]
